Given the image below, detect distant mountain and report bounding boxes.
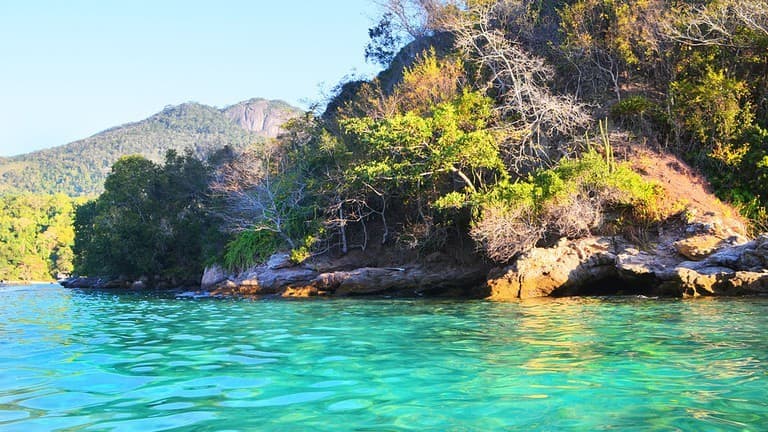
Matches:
[0,98,301,196]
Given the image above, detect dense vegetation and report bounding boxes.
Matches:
[0,99,297,282]
[72,150,223,282]
[0,99,298,197]
[0,193,81,281]
[70,0,768,283]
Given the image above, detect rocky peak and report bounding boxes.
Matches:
[222,98,300,138]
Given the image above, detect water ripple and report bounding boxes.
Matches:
[0,285,767,430]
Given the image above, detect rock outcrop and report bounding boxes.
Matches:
[223,98,300,137]
[59,274,197,290]
[202,259,488,299]
[487,237,619,299]
[487,231,768,300]
[201,264,228,290]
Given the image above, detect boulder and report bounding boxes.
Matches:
[616,248,680,282]
[674,235,724,260]
[60,276,103,288]
[671,267,768,297]
[267,253,294,270]
[487,237,617,300]
[325,267,418,296]
[680,234,768,272]
[212,266,317,296]
[130,280,147,290]
[201,264,228,289]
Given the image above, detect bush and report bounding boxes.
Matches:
[671,68,753,157]
[223,230,280,272]
[611,96,656,118]
[471,204,544,263]
[471,149,663,262]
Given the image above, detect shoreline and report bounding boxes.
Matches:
[59,232,768,300]
[1,280,56,286]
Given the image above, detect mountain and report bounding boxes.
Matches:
[0,98,301,196]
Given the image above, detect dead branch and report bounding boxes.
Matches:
[446,1,590,173]
[663,0,768,47]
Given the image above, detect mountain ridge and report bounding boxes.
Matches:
[0,98,301,196]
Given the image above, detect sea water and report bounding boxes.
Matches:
[1,284,766,431]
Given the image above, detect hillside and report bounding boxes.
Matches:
[0,98,300,196]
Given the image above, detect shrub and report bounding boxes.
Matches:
[611,96,656,118]
[223,230,280,272]
[610,96,669,134]
[471,149,664,262]
[670,68,753,157]
[470,204,544,263]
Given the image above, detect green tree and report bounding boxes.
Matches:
[73,150,218,283]
[0,193,79,281]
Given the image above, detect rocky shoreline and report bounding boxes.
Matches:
[195,252,490,299]
[61,220,768,300]
[487,233,768,300]
[191,237,768,301]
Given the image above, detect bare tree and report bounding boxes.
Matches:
[446,1,590,173]
[374,0,453,39]
[663,0,768,47]
[470,204,544,263]
[325,188,389,254]
[210,145,303,249]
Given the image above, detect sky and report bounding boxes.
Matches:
[0,0,382,157]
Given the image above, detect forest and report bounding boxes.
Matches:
[0,193,81,281]
[11,0,768,283]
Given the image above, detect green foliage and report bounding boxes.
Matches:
[0,193,80,281]
[485,150,661,218]
[661,2,768,227]
[73,150,219,282]
[342,90,505,207]
[290,230,323,264]
[610,96,657,118]
[702,125,768,223]
[223,230,280,271]
[610,96,669,135]
[210,115,334,268]
[558,0,665,97]
[671,68,753,156]
[473,148,664,262]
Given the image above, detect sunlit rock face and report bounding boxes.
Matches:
[487,234,768,300]
[223,98,299,138]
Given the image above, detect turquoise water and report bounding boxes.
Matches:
[1,284,767,431]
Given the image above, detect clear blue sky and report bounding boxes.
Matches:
[0,0,382,156]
